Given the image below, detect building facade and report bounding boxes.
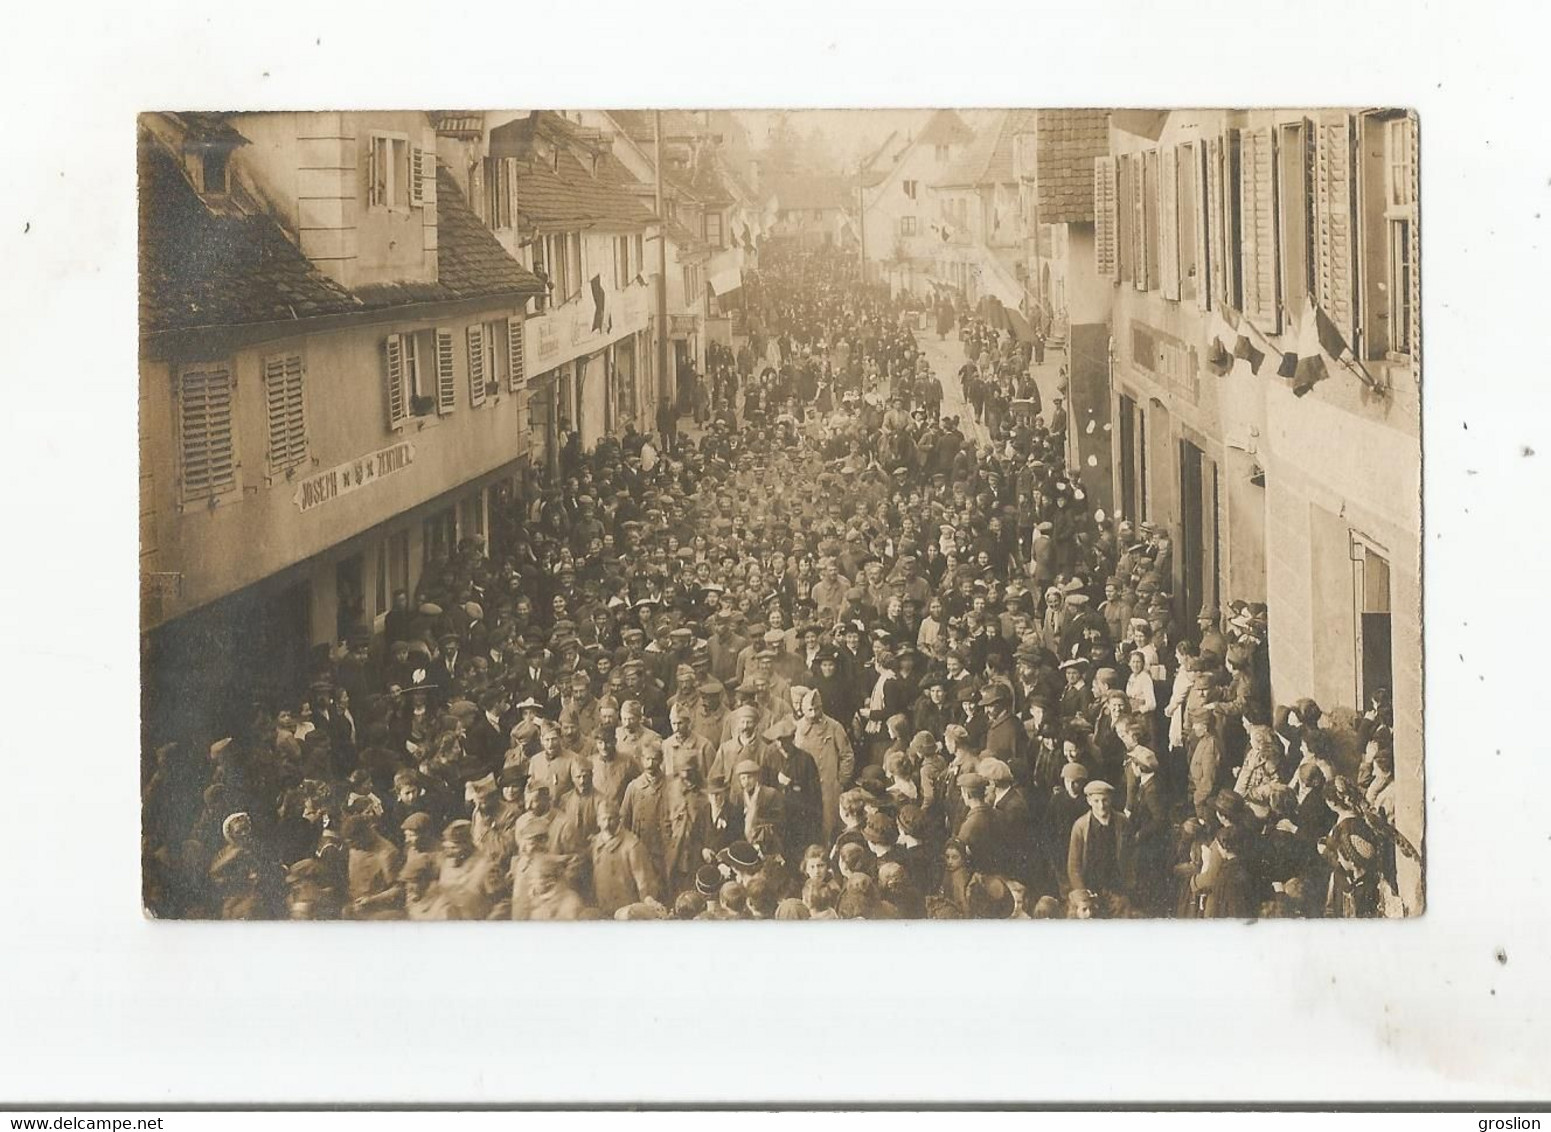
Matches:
[1100,108,1422,911]
[861,110,975,299]
[139,112,544,734]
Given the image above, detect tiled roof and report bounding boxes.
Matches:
[606,109,702,145]
[169,112,249,148]
[1036,109,1110,225]
[935,110,1020,188]
[494,114,656,231]
[139,130,360,336]
[430,111,485,138]
[430,165,546,299]
[916,109,975,149]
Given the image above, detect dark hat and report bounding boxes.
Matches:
[979,683,1011,706]
[695,864,724,898]
[718,840,761,871]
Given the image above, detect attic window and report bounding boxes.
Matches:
[201,150,230,195]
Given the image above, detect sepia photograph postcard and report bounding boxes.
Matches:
[138,106,1422,924]
[7,0,1550,1112]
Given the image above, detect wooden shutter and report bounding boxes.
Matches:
[1223,131,1241,311]
[469,159,486,225]
[179,366,236,500]
[1117,155,1134,283]
[466,324,487,407]
[1094,155,1118,280]
[1408,115,1420,367]
[384,333,407,428]
[264,354,307,470]
[1159,146,1180,300]
[367,139,381,208]
[1133,151,1150,291]
[1205,136,1224,312]
[435,328,457,414]
[1194,143,1211,312]
[1313,114,1356,345]
[1239,126,1281,332]
[410,148,426,206]
[507,315,526,393]
[503,157,519,227]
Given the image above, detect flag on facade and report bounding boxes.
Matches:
[1276,351,1299,380]
[1206,337,1233,376]
[1314,303,1352,361]
[591,275,606,333]
[1232,335,1266,374]
[1292,354,1330,397]
[1221,302,1242,331]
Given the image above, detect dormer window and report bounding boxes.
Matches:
[201,150,230,195]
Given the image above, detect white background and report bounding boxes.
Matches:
[1,0,1548,1107]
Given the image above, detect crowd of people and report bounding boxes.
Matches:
[142,245,1415,922]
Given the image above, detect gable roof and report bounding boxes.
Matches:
[492,113,656,232]
[139,129,360,337]
[1036,109,1110,225]
[934,110,1022,189]
[915,109,976,149]
[430,165,547,300]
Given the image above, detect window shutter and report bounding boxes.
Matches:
[264,354,307,470]
[1313,114,1356,346]
[1195,143,1211,312]
[384,333,407,429]
[1117,155,1133,283]
[1094,155,1118,280]
[1133,151,1150,291]
[466,324,487,407]
[1408,116,1420,367]
[368,140,381,209]
[507,315,526,393]
[435,328,457,414]
[1159,146,1181,301]
[1239,126,1281,332]
[1205,136,1224,312]
[503,157,519,227]
[469,160,486,225]
[180,367,236,500]
[410,147,426,207]
[421,138,438,206]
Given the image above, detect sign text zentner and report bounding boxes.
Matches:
[293,442,416,513]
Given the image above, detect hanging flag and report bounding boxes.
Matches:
[1221,303,1242,331]
[590,275,606,333]
[1276,352,1299,380]
[1292,354,1330,397]
[1205,337,1233,376]
[1232,335,1266,374]
[1314,303,1351,360]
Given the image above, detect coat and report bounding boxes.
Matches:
[793,714,855,843]
[1067,811,1135,897]
[591,827,661,915]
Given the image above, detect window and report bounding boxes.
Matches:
[1223,132,1243,311]
[484,156,517,229]
[385,331,436,426]
[530,239,549,312]
[1178,143,1199,304]
[262,353,307,472]
[1142,149,1160,293]
[614,235,632,289]
[1117,154,1134,283]
[1277,122,1310,323]
[1238,126,1280,332]
[367,133,410,210]
[705,212,724,247]
[899,216,917,237]
[1352,535,1393,709]
[1159,146,1181,301]
[201,150,230,195]
[935,145,949,163]
[1094,155,1118,280]
[1383,115,1418,360]
[903,180,918,200]
[634,233,644,273]
[178,365,237,502]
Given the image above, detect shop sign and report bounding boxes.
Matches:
[294,441,416,513]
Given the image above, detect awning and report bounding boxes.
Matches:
[710,267,743,296]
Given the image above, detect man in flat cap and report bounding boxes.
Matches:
[1067,780,1134,915]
